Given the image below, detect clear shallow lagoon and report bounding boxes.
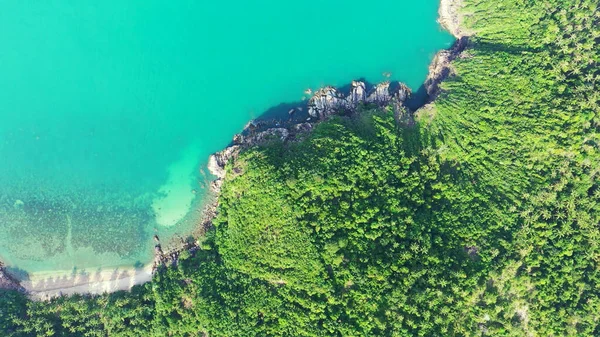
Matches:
[0,1,453,277]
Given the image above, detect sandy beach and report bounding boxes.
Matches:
[439,0,465,38]
[21,265,153,300]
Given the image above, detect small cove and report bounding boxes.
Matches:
[0,0,453,281]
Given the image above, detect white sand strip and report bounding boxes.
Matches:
[23,265,153,300]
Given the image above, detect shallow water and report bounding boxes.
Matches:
[0,0,453,277]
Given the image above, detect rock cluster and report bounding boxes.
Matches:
[208,80,412,186]
[152,235,198,272]
[307,80,412,119]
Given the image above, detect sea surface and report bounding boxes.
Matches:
[0,0,453,277]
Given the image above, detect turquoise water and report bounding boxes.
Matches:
[0,1,453,276]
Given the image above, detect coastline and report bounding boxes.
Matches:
[21,265,153,301]
[1,0,467,301]
[438,0,465,38]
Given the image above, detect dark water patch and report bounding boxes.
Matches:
[405,84,430,111]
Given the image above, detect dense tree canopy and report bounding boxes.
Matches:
[1,0,598,335]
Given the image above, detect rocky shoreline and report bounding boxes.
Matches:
[205,80,412,190]
[153,35,469,268]
[151,0,470,275]
[424,36,470,101]
[152,80,414,272]
[427,0,470,101]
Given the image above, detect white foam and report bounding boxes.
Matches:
[152,144,201,227]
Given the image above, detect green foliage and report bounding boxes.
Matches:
[420,0,600,335]
[1,0,598,335]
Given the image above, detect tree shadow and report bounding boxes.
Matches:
[475,38,543,54]
[5,266,30,282]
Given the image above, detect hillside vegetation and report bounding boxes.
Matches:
[1,0,598,336]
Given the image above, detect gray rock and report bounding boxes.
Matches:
[424,36,469,100]
[346,80,367,108]
[308,86,345,118]
[292,122,313,134]
[207,145,241,179]
[395,83,412,102]
[366,81,392,105]
[243,128,289,145]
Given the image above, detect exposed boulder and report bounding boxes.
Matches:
[395,83,412,102]
[308,86,346,119]
[291,122,313,134]
[346,80,367,108]
[366,81,393,105]
[207,145,241,180]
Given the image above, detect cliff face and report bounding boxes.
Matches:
[307,81,412,119]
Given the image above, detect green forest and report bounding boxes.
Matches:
[1,0,599,335]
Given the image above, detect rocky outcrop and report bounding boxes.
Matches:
[152,234,199,272]
[156,79,413,274]
[365,81,411,106]
[207,128,289,190]
[208,145,241,180]
[308,87,345,119]
[424,36,469,100]
[346,80,367,108]
[236,128,290,146]
[308,80,412,119]
[366,81,393,104]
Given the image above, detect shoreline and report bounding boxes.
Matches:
[21,265,153,301]
[1,0,467,301]
[438,0,465,38]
